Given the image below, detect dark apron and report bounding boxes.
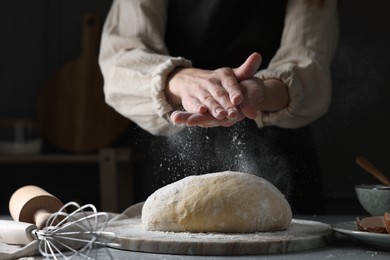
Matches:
[133,0,325,214]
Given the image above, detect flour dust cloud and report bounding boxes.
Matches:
[152,121,292,200]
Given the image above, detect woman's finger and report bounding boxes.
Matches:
[217,69,243,106]
[233,52,262,81]
[185,112,244,127]
[203,76,238,118]
[170,111,193,124]
[201,95,226,119]
[181,96,207,114]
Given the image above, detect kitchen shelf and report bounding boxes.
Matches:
[0,148,134,213]
[0,154,100,163]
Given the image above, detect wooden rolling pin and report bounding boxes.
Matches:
[0,185,64,245]
[8,185,64,229]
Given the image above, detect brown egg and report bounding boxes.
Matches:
[385,212,390,233]
[356,216,388,233]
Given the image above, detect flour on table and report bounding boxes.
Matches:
[141,171,292,233]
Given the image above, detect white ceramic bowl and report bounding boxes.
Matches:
[355,185,390,216]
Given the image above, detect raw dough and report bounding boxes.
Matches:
[141,171,292,233]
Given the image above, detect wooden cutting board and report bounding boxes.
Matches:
[38,13,130,152]
[104,203,334,255]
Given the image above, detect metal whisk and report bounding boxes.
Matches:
[34,202,118,259]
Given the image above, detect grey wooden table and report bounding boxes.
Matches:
[17,215,390,260]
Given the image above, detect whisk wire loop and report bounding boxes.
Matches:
[34,202,117,259]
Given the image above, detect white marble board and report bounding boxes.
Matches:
[105,217,334,255]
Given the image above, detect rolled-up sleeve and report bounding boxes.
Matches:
[255,0,339,128]
[99,0,191,136]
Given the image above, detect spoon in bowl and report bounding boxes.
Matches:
[355,156,390,186]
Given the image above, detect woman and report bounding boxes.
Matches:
[99,0,339,214]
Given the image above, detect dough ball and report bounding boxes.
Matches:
[141,171,292,233]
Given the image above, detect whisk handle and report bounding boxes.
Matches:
[0,220,37,245]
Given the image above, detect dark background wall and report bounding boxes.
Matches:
[1,0,389,214]
[312,0,390,212]
[1,0,114,214]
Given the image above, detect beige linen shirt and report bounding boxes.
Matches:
[99,0,339,136]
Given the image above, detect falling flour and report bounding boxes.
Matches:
[152,122,292,201]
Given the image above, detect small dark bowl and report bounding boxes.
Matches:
[355,184,390,216]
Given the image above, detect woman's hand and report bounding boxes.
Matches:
[166,53,289,128]
[240,78,290,119]
[170,110,246,127]
[166,52,262,121]
[170,77,289,127]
